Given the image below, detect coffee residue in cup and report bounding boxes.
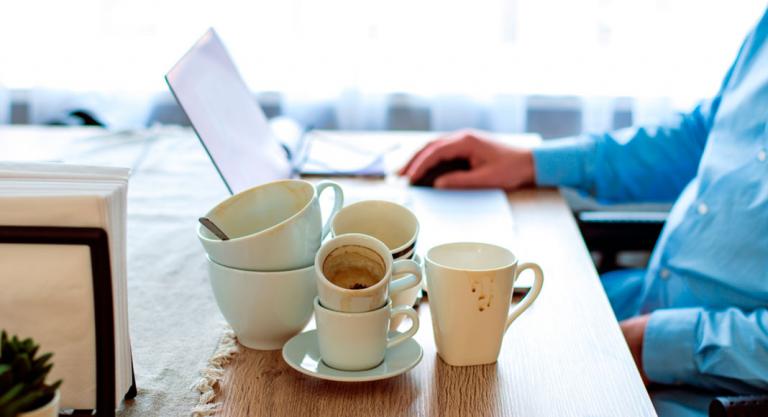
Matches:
[323,245,386,290]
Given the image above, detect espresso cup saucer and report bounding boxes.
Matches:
[282,329,423,382]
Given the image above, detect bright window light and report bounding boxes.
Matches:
[0,0,763,102]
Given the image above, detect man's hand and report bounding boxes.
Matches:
[398,130,535,190]
[620,314,651,385]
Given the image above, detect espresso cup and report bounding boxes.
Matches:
[425,242,544,366]
[330,200,419,261]
[314,297,419,371]
[198,179,343,271]
[207,257,316,350]
[315,233,422,313]
[331,200,423,322]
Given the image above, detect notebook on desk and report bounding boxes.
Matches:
[165,28,518,258]
[0,162,134,413]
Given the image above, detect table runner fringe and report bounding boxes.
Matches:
[191,327,239,417]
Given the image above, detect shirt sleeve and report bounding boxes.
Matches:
[643,307,768,393]
[532,100,715,203]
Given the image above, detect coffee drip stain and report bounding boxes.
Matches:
[471,277,494,312]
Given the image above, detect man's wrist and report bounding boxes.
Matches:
[520,149,536,186]
[620,314,651,385]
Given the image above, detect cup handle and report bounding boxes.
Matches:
[316,180,344,239]
[390,259,422,296]
[387,305,419,348]
[505,262,544,332]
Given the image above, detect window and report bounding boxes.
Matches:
[0,0,763,103]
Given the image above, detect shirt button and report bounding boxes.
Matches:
[697,203,709,215]
[660,268,671,280]
[758,148,767,162]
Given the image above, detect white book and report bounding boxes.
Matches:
[0,162,132,411]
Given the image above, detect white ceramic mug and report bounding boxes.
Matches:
[207,257,317,350]
[314,297,419,371]
[198,179,343,271]
[425,242,544,366]
[331,200,419,261]
[315,233,422,313]
[330,200,423,324]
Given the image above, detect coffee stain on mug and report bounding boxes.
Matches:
[485,278,494,308]
[471,278,493,312]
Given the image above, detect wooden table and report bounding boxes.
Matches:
[1,127,655,416]
[216,132,657,417]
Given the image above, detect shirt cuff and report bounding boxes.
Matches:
[531,135,597,188]
[642,308,701,385]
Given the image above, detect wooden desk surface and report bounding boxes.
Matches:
[0,127,655,416]
[216,132,657,417]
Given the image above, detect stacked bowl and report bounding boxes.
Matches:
[198,179,343,350]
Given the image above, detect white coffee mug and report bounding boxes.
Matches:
[208,257,316,350]
[425,242,544,366]
[331,200,419,261]
[314,297,419,371]
[198,179,343,271]
[315,233,422,313]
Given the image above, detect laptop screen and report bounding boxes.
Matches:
[165,28,292,195]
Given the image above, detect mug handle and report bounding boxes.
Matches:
[316,180,344,239]
[505,262,544,332]
[387,305,420,348]
[389,259,422,296]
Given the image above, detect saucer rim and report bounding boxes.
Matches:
[281,329,423,382]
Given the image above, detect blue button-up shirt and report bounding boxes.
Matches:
[533,10,768,393]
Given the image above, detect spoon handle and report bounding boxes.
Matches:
[199,217,230,241]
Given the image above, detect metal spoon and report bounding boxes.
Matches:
[198,217,230,241]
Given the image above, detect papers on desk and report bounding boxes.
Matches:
[298,132,391,177]
[273,120,391,177]
[270,125,397,178]
[0,162,132,410]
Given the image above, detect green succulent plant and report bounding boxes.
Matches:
[0,331,62,417]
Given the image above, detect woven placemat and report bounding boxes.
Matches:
[58,128,235,417]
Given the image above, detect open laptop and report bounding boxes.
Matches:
[165,28,518,258]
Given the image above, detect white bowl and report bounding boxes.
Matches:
[198,179,343,271]
[207,257,316,350]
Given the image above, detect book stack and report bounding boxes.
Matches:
[0,162,135,415]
